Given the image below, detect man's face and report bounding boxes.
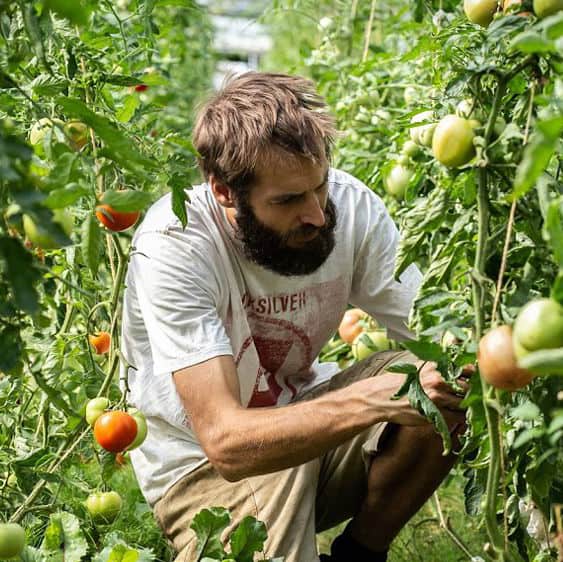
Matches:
[233,157,337,276]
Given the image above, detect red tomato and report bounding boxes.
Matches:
[94,411,138,453]
[89,331,111,354]
[95,204,140,232]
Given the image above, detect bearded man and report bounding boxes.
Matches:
[121,72,468,562]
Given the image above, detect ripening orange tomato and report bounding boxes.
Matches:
[338,308,371,344]
[478,325,534,391]
[89,331,111,354]
[95,204,140,232]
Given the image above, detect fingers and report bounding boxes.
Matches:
[419,362,472,411]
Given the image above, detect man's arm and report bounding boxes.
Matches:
[173,355,466,482]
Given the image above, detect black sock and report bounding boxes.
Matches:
[330,529,388,562]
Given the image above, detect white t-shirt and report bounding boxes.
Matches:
[120,167,422,506]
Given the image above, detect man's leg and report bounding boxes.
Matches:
[337,422,462,557]
[153,459,322,562]
[307,351,464,561]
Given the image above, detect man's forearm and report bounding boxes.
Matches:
[206,373,403,481]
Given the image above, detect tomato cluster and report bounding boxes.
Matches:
[88,402,148,453]
[478,298,563,390]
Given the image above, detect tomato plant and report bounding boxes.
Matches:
[301,0,563,559]
[94,411,138,453]
[1,0,562,560]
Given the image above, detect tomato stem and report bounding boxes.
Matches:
[471,75,526,562]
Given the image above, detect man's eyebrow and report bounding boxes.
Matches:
[270,170,330,201]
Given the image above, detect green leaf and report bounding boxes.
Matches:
[518,347,563,375]
[402,340,443,362]
[40,512,88,562]
[512,427,546,449]
[44,0,91,26]
[510,402,541,421]
[544,198,563,269]
[509,31,556,53]
[514,133,559,198]
[171,184,188,227]
[55,98,156,174]
[116,95,141,123]
[408,375,452,454]
[44,183,89,208]
[102,75,144,87]
[540,12,563,40]
[229,516,267,562]
[81,213,103,277]
[0,324,23,373]
[386,362,418,376]
[0,237,41,314]
[92,538,155,562]
[190,507,230,561]
[390,367,417,398]
[412,0,424,22]
[551,272,563,303]
[101,190,153,212]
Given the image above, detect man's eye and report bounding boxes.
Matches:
[276,196,301,205]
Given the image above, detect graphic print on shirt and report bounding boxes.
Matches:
[235,277,348,407]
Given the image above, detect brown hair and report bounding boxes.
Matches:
[192,72,336,193]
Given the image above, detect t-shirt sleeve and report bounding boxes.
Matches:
[349,193,422,341]
[128,229,233,376]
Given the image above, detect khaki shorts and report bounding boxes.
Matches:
[154,350,414,562]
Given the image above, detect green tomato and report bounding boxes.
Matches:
[351,330,390,361]
[86,491,123,523]
[432,115,476,167]
[0,523,26,559]
[513,298,563,357]
[64,121,89,151]
[402,140,420,157]
[85,397,110,427]
[533,0,563,17]
[29,117,65,149]
[127,408,148,450]
[385,164,413,199]
[455,98,485,122]
[409,111,436,147]
[464,0,498,26]
[23,209,74,249]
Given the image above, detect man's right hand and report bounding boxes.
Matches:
[365,360,469,428]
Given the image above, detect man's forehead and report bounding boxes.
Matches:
[252,155,329,196]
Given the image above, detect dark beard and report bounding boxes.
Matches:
[234,196,337,276]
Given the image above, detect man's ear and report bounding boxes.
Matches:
[210,175,236,208]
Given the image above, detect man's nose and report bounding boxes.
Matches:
[300,192,326,228]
